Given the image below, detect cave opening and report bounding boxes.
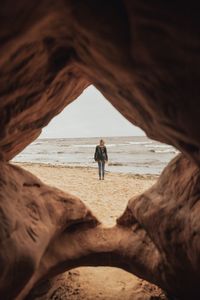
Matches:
[10,86,178,300]
[1,1,200,299]
[12,84,178,229]
[13,85,178,176]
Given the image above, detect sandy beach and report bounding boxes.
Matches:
[19,163,157,226]
[18,163,165,299]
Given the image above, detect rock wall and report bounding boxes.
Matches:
[0,0,90,160]
[0,1,200,299]
[118,154,200,299]
[0,162,98,299]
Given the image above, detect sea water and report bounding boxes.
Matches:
[12,136,179,175]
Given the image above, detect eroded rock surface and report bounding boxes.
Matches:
[1,156,199,300]
[69,1,200,164]
[0,162,98,299]
[0,0,90,160]
[0,1,200,162]
[118,154,200,299]
[27,271,167,300]
[0,1,200,299]
[0,162,167,300]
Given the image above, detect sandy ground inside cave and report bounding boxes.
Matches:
[19,163,166,299]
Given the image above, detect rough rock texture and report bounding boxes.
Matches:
[0,0,90,160]
[1,157,199,300]
[0,162,168,300]
[69,1,200,164]
[0,1,200,299]
[27,271,167,300]
[0,1,200,162]
[0,162,98,299]
[118,154,200,299]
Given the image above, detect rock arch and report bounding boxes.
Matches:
[0,1,200,299]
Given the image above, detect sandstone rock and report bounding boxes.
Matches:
[0,1,200,162]
[0,162,98,299]
[0,1,200,299]
[0,162,168,299]
[67,1,200,164]
[118,154,200,299]
[0,0,90,160]
[2,157,198,299]
[26,272,167,300]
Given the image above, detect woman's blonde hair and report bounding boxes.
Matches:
[100,139,105,145]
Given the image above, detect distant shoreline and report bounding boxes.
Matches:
[35,135,145,140]
[13,136,175,176]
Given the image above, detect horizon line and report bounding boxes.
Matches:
[38,134,146,139]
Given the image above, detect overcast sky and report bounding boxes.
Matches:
[40,86,145,138]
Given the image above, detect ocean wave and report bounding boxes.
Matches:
[13,137,179,175]
[34,142,42,145]
[72,144,97,148]
[129,141,152,145]
[149,149,178,154]
[59,144,70,147]
[145,144,170,148]
[106,144,117,147]
[71,143,117,148]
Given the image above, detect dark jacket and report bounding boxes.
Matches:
[94,145,108,161]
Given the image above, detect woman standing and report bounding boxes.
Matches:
[94,139,108,180]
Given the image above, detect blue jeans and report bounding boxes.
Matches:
[98,161,105,179]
